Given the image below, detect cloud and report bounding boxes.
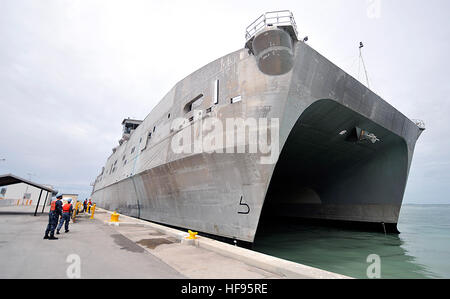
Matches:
[1,0,449,203]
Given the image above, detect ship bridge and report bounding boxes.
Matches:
[245,10,299,53]
[119,118,143,145]
[245,10,300,76]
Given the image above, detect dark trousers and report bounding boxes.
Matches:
[57,213,71,232]
[45,212,59,237]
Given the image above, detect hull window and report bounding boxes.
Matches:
[214,80,219,104]
[184,94,204,113]
[231,95,242,104]
[141,132,152,151]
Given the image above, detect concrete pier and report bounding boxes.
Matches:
[0,205,349,279]
[0,206,183,278]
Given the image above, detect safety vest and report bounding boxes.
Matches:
[63,203,71,213]
[50,200,56,211]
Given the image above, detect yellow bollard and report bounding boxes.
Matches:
[17,200,19,206]
[90,204,96,219]
[72,202,79,222]
[186,230,198,240]
[110,212,119,222]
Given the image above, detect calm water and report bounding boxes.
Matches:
[253,205,450,278]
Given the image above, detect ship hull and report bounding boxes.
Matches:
[92,39,422,243]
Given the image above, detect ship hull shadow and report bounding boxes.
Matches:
[257,99,408,235]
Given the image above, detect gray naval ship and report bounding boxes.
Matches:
[91,11,425,244]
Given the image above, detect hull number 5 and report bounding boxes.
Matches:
[238,196,250,215]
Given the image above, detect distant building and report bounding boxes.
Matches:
[61,193,79,203]
[0,182,54,206]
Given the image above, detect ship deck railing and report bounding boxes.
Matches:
[245,10,299,41]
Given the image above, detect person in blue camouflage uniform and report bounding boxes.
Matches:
[44,195,63,240]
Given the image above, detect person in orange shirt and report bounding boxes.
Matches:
[57,198,73,234]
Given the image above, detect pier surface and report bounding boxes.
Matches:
[0,206,183,278]
[0,205,348,279]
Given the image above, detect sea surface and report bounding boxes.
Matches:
[253,204,450,279]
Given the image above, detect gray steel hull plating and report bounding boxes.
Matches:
[92,40,422,243]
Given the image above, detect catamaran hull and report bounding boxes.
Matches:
[92,36,422,243]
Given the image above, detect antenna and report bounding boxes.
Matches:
[358,42,370,88]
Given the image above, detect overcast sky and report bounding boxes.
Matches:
[1,0,449,203]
